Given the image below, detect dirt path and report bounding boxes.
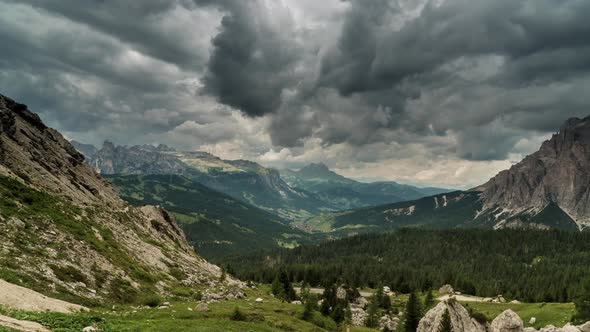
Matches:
[438,294,484,302]
[294,287,373,298]
[0,314,50,332]
[0,279,86,313]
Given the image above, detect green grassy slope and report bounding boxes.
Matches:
[106,174,309,259]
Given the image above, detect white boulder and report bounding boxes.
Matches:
[490,310,524,332]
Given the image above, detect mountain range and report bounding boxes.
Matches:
[300,116,590,234]
[0,94,229,305]
[280,163,449,210]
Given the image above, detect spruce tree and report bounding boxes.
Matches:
[365,295,380,327]
[405,290,423,332]
[425,289,435,309]
[574,278,590,323]
[271,276,284,300]
[437,308,452,332]
[302,298,315,321]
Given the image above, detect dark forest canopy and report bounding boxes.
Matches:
[221,229,590,303]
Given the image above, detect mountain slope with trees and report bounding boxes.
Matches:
[106,174,309,259]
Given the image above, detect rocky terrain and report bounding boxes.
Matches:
[418,299,590,332]
[474,117,590,230]
[0,94,237,304]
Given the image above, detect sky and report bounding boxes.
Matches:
[1,0,589,189]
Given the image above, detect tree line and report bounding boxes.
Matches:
[221,228,590,303]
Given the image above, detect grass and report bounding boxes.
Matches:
[0,287,376,332]
[462,301,575,329]
[0,284,578,332]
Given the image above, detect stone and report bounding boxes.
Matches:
[490,310,524,332]
[418,300,486,332]
[255,298,264,303]
[524,328,538,332]
[438,284,454,294]
[195,303,209,312]
[291,300,302,305]
[379,314,399,332]
[336,286,347,300]
[350,307,367,326]
[158,306,169,310]
[580,322,590,332]
[562,323,581,332]
[539,326,560,332]
[163,302,170,306]
[82,326,98,332]
[529,318,536,325]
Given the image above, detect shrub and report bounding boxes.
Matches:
[140,294,162,308]
[230,307,247,321]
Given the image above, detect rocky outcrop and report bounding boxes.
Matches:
[380,314,400,331]
[89,141,187,175]
[439,284,454,294]
[418,300,486,332]
[0,94,228,303]
[474,116,590,230]
[490,310,523,332]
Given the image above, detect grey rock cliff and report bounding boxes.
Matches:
[474,116,590,230]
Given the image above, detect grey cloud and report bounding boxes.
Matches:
[196,0,303,117]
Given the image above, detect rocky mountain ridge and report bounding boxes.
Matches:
[475,116,590,230]
[0,94,236,304]
[300,116,590,233]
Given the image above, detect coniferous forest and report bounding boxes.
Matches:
[220,228,590,303]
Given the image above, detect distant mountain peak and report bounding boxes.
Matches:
[298,162,339,178]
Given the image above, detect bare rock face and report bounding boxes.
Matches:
[439,284,454,294]
[490,310,524,332]
[418,300,486,332]
[0,94,226,302]
[475,116,590,230]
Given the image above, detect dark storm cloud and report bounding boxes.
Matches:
[5,0,212,68]
[261,0,590,160]
[195,0,303,117]
[2,0,590,169]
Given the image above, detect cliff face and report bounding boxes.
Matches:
[0,94,229,303]
[475,116,590,229]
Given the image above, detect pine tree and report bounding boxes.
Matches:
[425,289,435,309]
[574,278,590,323]
[302,298,315,321]
[271,276,284,300]
[366,295,380,327]
[405,290,423,332]
[437,308,452,332]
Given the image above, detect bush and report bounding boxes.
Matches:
[140,294,162,307]
[230,307,247,321]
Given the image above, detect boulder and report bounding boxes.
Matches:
[380,314,399,331]
[439,284,454,294]
[539,326,560,332]
[195,302,209,312]
[336,286,347,300]
[351,307,367,326]
[530,318,536,325]
[562,323,581,332]
[82,326,98,332]
[524,328,538,332]
[291,300,302,305]
[418,300,486,332]
[580,322,590,332]
[355,296,369,307]
[490,310,524,332]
